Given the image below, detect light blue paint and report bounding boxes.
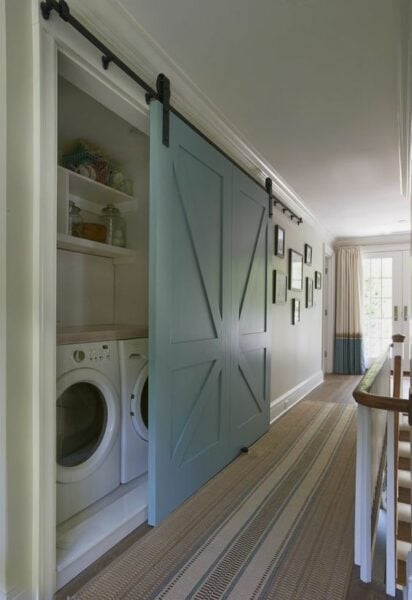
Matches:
[148,102,271,525]
[334,337,366,374]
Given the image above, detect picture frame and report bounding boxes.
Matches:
[288,249,303,291]
[304,243,312,266]
[272,270,287,304]
[315,271,322,289]
[274,225,285,257]
[292,298,301,324]
[305,277,314,308]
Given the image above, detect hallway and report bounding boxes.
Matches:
[57,374,372,600]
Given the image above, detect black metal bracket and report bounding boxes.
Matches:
[102,55,113,70]
[265,178,273,218]
[40,0,54,19]
[156,73,171,147]
[40,0,70,21]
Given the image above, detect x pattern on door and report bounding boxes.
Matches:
[149,102,270,524]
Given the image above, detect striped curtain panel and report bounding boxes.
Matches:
[334,247,366,375]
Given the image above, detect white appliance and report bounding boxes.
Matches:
[119,338,148,483]
[56,341,121,525]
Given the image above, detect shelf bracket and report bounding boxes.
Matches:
[156,73,171,147]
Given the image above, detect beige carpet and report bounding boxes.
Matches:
[72,400,356,600]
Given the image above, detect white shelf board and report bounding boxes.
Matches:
[57,233,136,262]
[56,476,148,589]
[58,165,136,206]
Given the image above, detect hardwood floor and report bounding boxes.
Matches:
[55,374,399,599]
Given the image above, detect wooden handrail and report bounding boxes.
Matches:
[353,335,409,414]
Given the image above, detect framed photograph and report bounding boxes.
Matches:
[288,249,303,291]
[274,225,285,257]
[305,277,314,308]
[304,243,312,265]
[272,270,287,304]
[292,298,301,324]
[315,271,322,289]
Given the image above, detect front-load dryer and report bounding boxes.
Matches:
[119,338,148,483]
[56,341,121,525]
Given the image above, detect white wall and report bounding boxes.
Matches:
[4,0,34,596]
[270,211,324,421]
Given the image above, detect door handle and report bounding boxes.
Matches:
[404,306,408,322]
[394,305,399,322]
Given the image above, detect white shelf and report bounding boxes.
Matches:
[58,166,136,207]
[57,233,136,263]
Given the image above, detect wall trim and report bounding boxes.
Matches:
[0,0,7,595]
[270,370,324,424]
[57,0,334,245]
[334,233,410,247]
[397,0,412,200]
[0,586,31,600]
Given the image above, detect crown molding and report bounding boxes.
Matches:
[334,232,410,248]
[397,0,412,200]
[65,0,334,244]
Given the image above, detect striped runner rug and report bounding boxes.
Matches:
[72,400,356,600]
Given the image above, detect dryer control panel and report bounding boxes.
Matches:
[71,344,112,363]
[57,341,120,385]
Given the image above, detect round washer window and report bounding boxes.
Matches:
[57,382,107,468]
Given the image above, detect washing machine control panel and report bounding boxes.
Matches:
[72,344,112,364]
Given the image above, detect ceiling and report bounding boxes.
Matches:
[115,0,409,239]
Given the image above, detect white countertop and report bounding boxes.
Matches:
[57,324,148,345]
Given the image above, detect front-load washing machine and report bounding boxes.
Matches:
[119,338,148,483]
[56,341,121,525]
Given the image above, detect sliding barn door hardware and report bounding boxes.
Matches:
[265,178,273,218]
[156,74,171,147]
[39,0,302,224]
[102,55,113,70]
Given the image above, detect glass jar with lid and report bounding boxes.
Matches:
[68,200,83,237]
[101,204,126,247]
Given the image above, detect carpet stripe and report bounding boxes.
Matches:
[194,407,354,600]
[153,404,338,600]
[72,400,356,600]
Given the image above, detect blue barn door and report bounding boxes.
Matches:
[148,101,271,525]
[148,102,233,525]
[230,171,271,453]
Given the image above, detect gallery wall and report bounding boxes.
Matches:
[270,209,325,421]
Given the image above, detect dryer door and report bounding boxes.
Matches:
[56,369,120,483]
[131,363,148,442]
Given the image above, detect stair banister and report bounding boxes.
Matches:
[353,334,407,596]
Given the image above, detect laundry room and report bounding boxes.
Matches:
[55,52,150,589]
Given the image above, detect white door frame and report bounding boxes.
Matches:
[31,7,148,597]
[362,248,410,370]
[0,0,7,596]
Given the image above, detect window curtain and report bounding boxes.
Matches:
[334,247,366,375]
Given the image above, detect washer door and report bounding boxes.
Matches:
[131,363,148,441]
[56,369,120,483]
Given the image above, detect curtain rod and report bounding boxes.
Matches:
[40,0,303,225]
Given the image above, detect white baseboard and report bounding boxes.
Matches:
[0,587,32,600]
[270,370,324,424]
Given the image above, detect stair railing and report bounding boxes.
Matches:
[353,334,407,597]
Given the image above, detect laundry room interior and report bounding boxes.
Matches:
[55,52,151,588]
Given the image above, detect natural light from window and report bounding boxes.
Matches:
[362,256,392,362]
